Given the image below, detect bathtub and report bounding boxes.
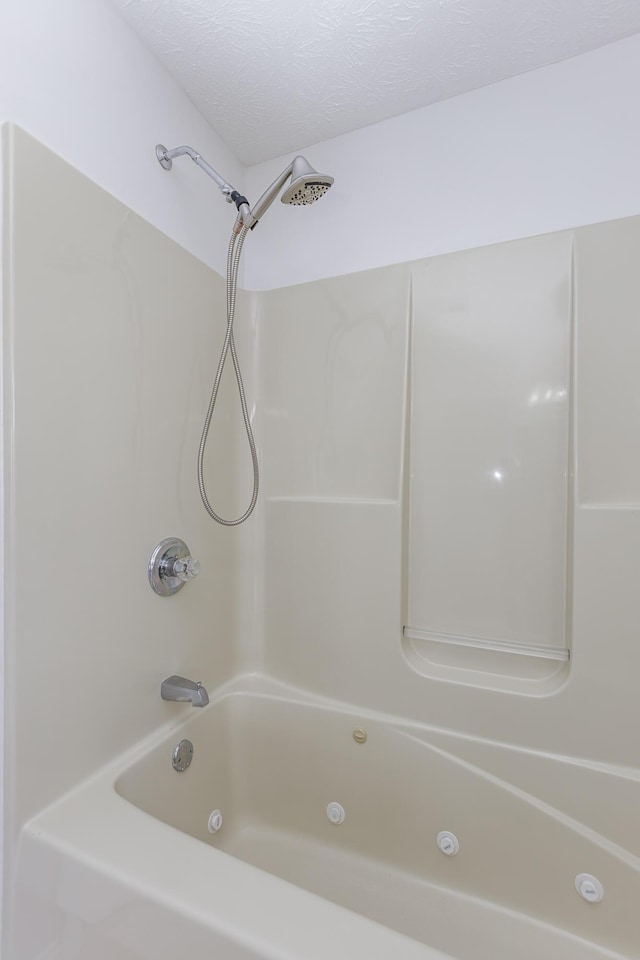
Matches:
[10,675,639,959]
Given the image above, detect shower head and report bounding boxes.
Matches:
[280,155,334,206]
[248,154,333,226]
[155,145,333,228]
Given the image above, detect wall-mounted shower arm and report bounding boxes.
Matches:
[156,145,333,234]
[156,144,234,194]
[155,144,253,226]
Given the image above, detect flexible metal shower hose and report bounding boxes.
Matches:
[197,214,259,525]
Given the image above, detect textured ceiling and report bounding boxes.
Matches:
[111,0,640,165]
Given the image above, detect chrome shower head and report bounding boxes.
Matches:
[156,144,333,228]
[248,153,333,226]
[280,155,334,206]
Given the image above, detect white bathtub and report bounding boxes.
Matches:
[10,675,639,959]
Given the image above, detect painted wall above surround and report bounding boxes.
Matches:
[245,33,640,290]
[3,1,640,290]
[109,0,640,165]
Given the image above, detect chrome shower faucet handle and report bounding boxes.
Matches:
[148,538,200,596]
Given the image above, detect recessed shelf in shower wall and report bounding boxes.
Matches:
[404,231,574,689]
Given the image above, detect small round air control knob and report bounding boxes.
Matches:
[437,831,460,856]
[575,874,604,903]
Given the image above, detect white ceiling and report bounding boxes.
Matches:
[111,0,640,165]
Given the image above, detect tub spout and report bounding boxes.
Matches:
[161,675,209,708]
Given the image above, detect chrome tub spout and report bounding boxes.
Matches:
[161,676,209,708]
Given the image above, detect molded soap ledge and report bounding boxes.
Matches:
[267,496,399,505]
[402,632,570,696]
[403,627,569,661]
[580,503,640,511]
[407,233,572,671]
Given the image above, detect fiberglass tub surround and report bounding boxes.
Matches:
[1,125,249,957]
[5,127,640,959]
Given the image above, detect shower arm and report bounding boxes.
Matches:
[156,144,253,226]
[155,144,294,230]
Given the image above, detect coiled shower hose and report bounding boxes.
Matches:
[197,214,259,525]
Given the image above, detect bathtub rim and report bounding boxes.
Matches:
[9,671,638,960]
[11,671,458,960]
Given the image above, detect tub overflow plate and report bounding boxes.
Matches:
[172,738,194,772]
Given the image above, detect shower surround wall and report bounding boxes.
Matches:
[5,127,640,957]
[258,217,640,773]
[0,125,256,949]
